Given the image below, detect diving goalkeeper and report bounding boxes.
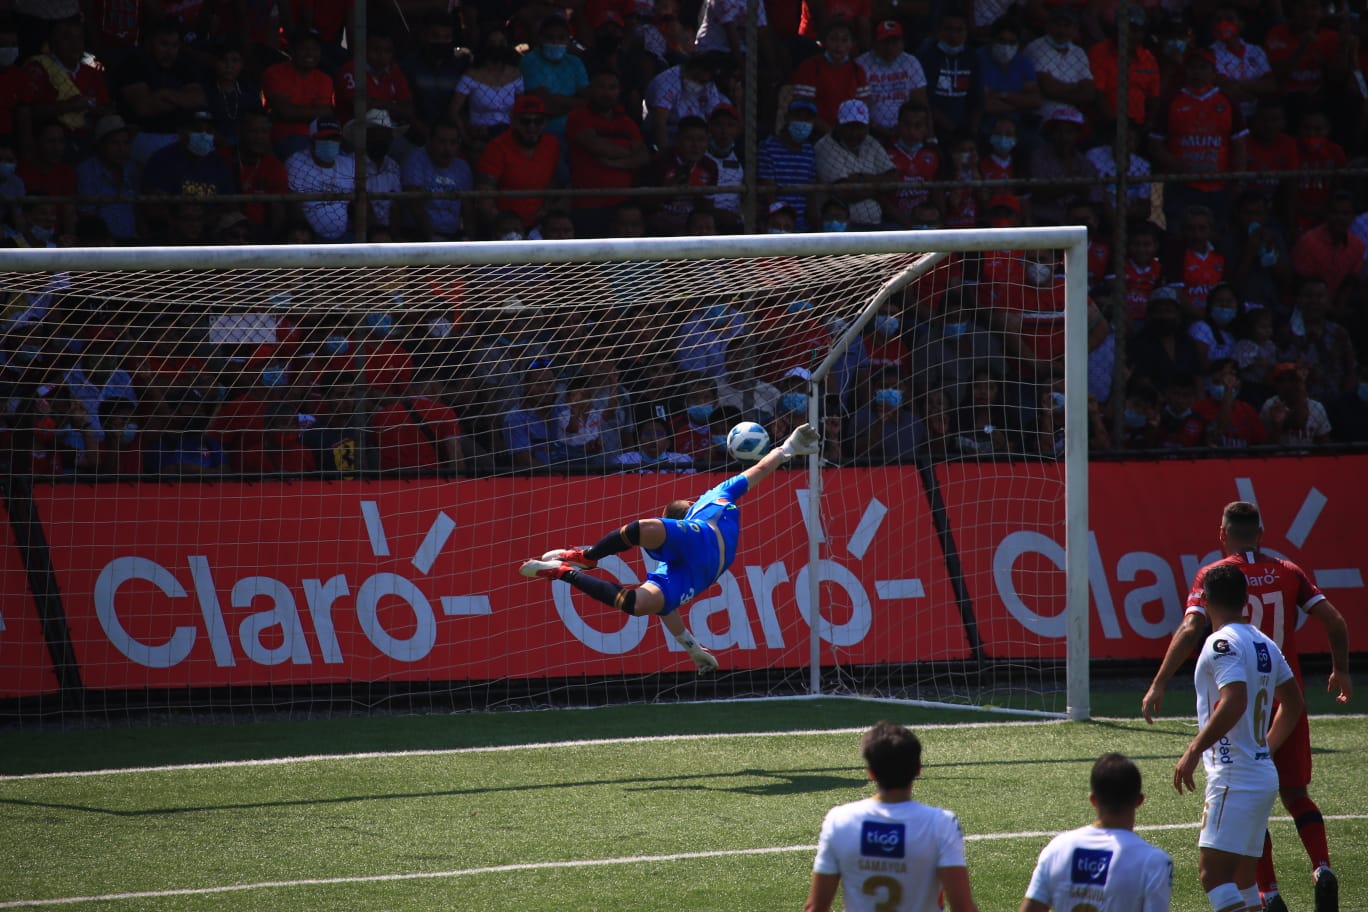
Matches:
[520,423,821,672]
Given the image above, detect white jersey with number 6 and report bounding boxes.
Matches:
[1025,825,1173,912]
[1195,622,1294,787]
[813,797,967,912]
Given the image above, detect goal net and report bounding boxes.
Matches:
[0,228,1090,722]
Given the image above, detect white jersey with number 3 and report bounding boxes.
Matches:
[813,797,967,912]
[1025,825,1173,912]
[1194,622,1293,787]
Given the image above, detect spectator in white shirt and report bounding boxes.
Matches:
[286,118,355,241]
[1025,7,1095,121]
[814,99,896,227]
[856,20,929,142]
[644,55,730,150]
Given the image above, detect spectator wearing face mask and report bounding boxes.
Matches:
[814,99,896,229]
[1027,106,1100,227]
[855,381,928,465]
[757,94,818,228]
[1188,282,1241,371]
[790,20,866,135]
[857,20,929,143]
[344,109,401,234]
[285,118,355,241]
[1025,6,1095,122]
[866,304,909,375]
[978,17,1040,132]
[671,376,723,463]
[917,7,984,139]
[1195,358,1267,447]
[1156,373,1208,448]
[521,15,589,137]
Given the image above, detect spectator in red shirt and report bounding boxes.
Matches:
[798,0,872,48]
[238,399,319,476]
[261,29,335,159]
[790,20,867,134]
[476,94,562,234]
[1292,109,1346,231]
[1244,99,1299,228]
[1088,6,1160,129]
[1166,204,1226,321]
[1149,48,1246,231]
[334,29,415,130]
[642,114,718,235]
[1292,189,1366,311]
[1264,0,1354,102]
[1195,357,1268,447]
[1122,221,1164,329]
[884,102,940,226]
[1156,373,1207,448]
[19,18,112,155]
[371,390,462,476]
[567,69,650,238]
[17,121,76,236]
[229,110,288,240]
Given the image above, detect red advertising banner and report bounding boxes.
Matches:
[0,502,60,698]
[12,457,1365,690]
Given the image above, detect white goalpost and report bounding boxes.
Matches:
[0,227,1090,721]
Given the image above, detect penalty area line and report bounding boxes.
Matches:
[3,815,1366,909]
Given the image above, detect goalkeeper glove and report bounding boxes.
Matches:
[779,423,820,457]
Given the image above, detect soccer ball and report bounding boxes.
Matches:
[726,422,770,462]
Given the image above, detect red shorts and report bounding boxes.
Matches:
[1273,703,1312,789]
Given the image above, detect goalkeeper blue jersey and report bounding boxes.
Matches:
[643,473,749,613]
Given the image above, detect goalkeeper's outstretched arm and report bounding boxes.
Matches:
[743,423,820,487]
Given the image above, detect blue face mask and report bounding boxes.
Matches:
[873,388,902,409]
[943,321,971,337]
[1207,381,1230,398]
[261,366,288,388]
[187,131,214,157]
[874,315,900,336]
[0,161,15,180]
[541,43,568,62]
[779,392,809,414]
[687,404,715,424]
[822,219,847,232]
[120,422,139,444]
[1123,408,1148,429]
[314,139,340,163]
[324,335,351,356]
[990,134,1016,154]
[788,121,813,141]
[937,41,964,55]
[1211,306,1237,327]
[1046,36,1071,51]
[1166,38,1187,54]
[710,433,728,446]
[787,300,814,315]
[366,312,395,335]
[28,224,53,244]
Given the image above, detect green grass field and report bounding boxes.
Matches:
[0,691,1363,912]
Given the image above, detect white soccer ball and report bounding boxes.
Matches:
[726,421,770,462]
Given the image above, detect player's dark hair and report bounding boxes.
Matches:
[1222,500,1261,543]
[663,499,691,519]
[861,721,922,790]
[1090,753,1142,812]
[1203,562,1248,614]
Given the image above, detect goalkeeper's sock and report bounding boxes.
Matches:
[1257,830,1278,894]
[584,520,641,561]
[563,570,624,608]
[1286,795,1330,871]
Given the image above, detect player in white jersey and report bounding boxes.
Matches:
[804,722,978,912]
[1021,753,1173,912]
[1174,563,1306,912]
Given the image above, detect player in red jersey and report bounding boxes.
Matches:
[1142,501,1351,912]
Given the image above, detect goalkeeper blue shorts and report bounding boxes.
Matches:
[644,514,739,614]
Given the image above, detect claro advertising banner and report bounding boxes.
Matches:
[0,501,60,698]
[2,458,1362,691]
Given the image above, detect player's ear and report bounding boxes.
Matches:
[1088,793,1099,810]
[1135,792,1145,810]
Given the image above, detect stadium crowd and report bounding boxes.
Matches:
[1,0,1367,479]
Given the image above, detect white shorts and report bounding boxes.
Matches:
[1199,782,1278,857]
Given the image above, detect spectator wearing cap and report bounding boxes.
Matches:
[885,102,940,226]
[641,114,717,235]
[334,28,415,130]
[1210,6,1276,120]
[1026,106,1099,227]
[230,110,289,240]
[452,32,525,149]
[764,200,799,233]
[790,20,866,134]
[1292,190,1365,312]
[814,98,895,228]
[566,69,650,238]
[917,8,984,138]
[476,94,562,233]
[521,15,590,137]
[285,118,355,241]
[644,54,730,150]
[1088,6,1159,129]
[1128,287,1203,392]
[76,115,139,242]
[694,0,769,63]
[1261,361,1332,445]
[757,94,818,228]
[261,29,336,160]
[400,11,467,147]
[978,17,1041,132]
[112,21,207,167]
[343,108,401,234]
[141,111,235,227]
[855,20,928,141]
[401,118,472,241]
[1024,7,1095,122]
[18,18,112,154]
[1149,48,1246,230]
[704,102,745,230]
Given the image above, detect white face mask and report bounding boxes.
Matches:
[1025,261,1053,286]
[427,318,453,338]
[990,43,1017,65]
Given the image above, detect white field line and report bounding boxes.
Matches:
[2,714,1363,782]
[2,814,1366,909]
